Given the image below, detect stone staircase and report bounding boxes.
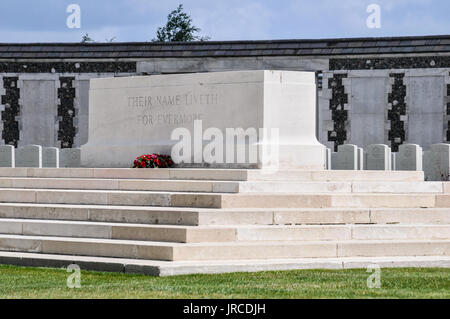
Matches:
[0,168,448,276]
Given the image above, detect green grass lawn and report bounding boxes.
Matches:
[0,264,448,298]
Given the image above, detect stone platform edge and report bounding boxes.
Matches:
[0,252,448,277]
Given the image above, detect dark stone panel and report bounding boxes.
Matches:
[330,56,450,70]
[388,73,406,152]
[1,77,20,147]
[57,77,76,148]
[0,62,136,73]
[327,74,348,151]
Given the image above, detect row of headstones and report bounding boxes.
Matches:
[0,145,81,168]
[325,143,450,181]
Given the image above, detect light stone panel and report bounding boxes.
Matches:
[74,80,89,147]
[348,77,387,148]
[407,76,445,150]
[19,80,57,147]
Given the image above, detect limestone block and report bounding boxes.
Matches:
[15,145,42,168]
[0,145,15,167]
[81,70,325,169]
[397,144,423,171]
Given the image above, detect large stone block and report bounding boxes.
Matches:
[81,70,325,169]
[0,145,15,167]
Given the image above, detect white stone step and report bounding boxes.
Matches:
[0,234,448,261]
[0,168,249,181]
[234,224,450,241]
[0,177,239,193]
[246,169,424,182]
[1,178,447,195]
[218,193,450,209]
[1,203,449,225]
[0,220,447,242]
[0,168,424,182]
[0,203,202,225]
[0,251,448,276]
[239,181,445,194]
[0,219,236,243]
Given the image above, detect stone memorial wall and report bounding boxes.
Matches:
[0,36,448,163]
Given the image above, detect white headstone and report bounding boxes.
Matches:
[60,148,81,168]
[366,144,390,170]
[335,144,358,170]
[330,152,337,170]
[325,148,331,170]
[357,147,364,170]
[428,143,450,181]
[0,145,15,167]
[43,147,59,168]
[15,145,42,168]
[397,144,422,171]
[423,150,433,181]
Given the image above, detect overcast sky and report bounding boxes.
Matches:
[0,0,448,42]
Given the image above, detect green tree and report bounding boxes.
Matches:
[153,4,209,42]
[81,33,95,43]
